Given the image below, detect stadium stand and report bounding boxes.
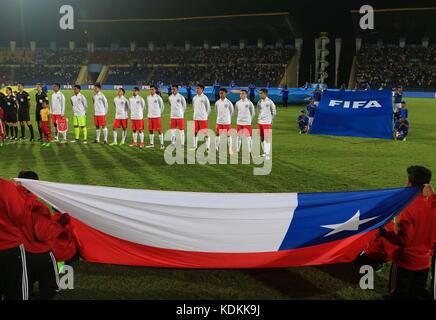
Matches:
[356,45,436,90]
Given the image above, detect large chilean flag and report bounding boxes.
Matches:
[17,179,418,269]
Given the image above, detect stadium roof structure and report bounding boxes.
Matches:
[351,6,436,42]
[1,0,435,48]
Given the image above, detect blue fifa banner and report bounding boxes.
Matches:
[310,90,394,140]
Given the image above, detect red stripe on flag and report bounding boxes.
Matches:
[72,217,376,269]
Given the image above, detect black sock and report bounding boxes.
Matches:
[38,125,43,139]
[20,124,25,138]
[14,126,18,139]
[5,125,9,137]
[28,124,34,140]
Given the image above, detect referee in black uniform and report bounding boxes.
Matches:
[3,87,19,140]
[16,83,34,142]
[35,83,49,142]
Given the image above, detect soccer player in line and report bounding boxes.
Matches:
[70,85,88,144]
[3,87,19,141]
[313,85,322,106]
[0,104,4,147]
[297,110,309,134]
[50,83,66,142]
[111,88,130,146]
[92,83,109,144]
[215,88,234,154]
[257,88,277,160]
[235,89,255,153]
[146,85,165,149]
[192,84,211,151]
[16,83,34,142]
[35,83,49,142]
[129,87,145,147]
[168,84,187,146]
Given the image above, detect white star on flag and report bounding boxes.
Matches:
[321,210,378,237]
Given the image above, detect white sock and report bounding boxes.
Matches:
[140,132,144,143]
[113,131,118,143]
[264,142,271,155]
[62,132,67,140]
[103,127,108,142]
[205,136,210,150]
[121,130,127,143]
[159,133,164,145]
[96,129,101,141]
[171,130,176,145]
[150,133,154,145]
[237,136,242,151]
[215,136,220,151]
[228,136,232,150]
[247,136,252,152]
[133,132,138,143]
[194,136,198,148]
[180,131,185,146]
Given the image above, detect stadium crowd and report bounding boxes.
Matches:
[356,45,436,90]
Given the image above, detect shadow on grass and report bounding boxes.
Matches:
[243,268,329,299]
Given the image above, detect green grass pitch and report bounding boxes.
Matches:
[1,90,435,299]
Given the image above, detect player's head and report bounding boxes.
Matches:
[219,88,227,99]
[132,87,140,96]
[308,98,313,104]
[17,83,24,91]
[94,83,101,93]
[240,89,247,99]
[52,83,60,92]
[401,101,406,108]
[301,110,306,115]
[259,88,268,99]
[150,85,157,95]
[171,84,179,95]
[42,101,49,109]
[407,166,432,188]
[117,87,125,96]
[18,170,39,181]
[73,85,81,95]
[36,83,42,91]
[196,84,205,95]
[6,87,12,95]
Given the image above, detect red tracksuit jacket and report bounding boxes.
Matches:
[384,194,436,270]
[17,186,64,254]
[0,179,28,250]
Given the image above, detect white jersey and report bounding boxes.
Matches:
[169,93,187,119]
[235,98,255,125]
[51,91,66,115]
[147,94,164,118]
[215,98,234,125]
[193,93,211,121]
[129,95,145,120]
[114,96,129,120]
[70,93,88,117]
[93,91,109,116]
[257,97,277,125]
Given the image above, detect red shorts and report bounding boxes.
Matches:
[51,114,62,126]
[170,118,185,130]
[215,124,232,135]
[94,115,107,127]
[42,120,51,142]
[194,120,209,135]
[258,123,272,138]
[131,119,144,131]
[113,118,128,129]
[0,120,4,138]
[148,117,162,132]
[237,125,253,137]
